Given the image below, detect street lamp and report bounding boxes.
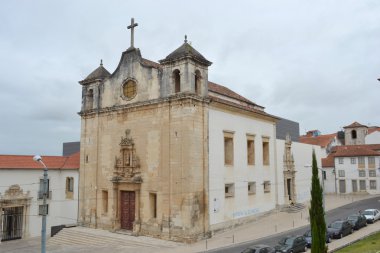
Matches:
[33,155,48,253]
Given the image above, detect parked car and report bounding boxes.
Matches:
[274,235,307,253]
[362,209,380,224]
[327,220,353,239]
[241,244,275,253]
[347,214,367,230]
[303,229,331,248]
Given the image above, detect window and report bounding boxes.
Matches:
[262,137,270,166]
[338,158,344,164]
[173,69,181,93]
[368,157,375,168]
[38,178,50,199]
[86,155,89,163]
[359,180,366,191]
[322,171,327,180]
[351,158,356,164]
[86,89,94,110]
[123,80,137,100]
[369,170,376,177]
[39,204,49,215]
[102,190,108,214]
[225,184,234,197]
[149,193,157,218]
[247,135,255,165]
[358,157,365,169]
[224,132,234,165]
[351,130,357,139]
[194,70,201,95]
[66,177,74,192]
[358,170,366,177]
[263,181,271,193]
[338,170,345,177]
[248,182,256,195]
[370,180,377,190]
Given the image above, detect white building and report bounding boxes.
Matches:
[366,127,380,144]
[322,145,380,194]
[0,153,79,241]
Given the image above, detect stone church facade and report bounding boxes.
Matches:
[78,20,318,242]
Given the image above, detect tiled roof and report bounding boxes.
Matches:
[333,146,380,157]
[322,154,335,168]
[141,58,161,69]
[368,127,380,134]
[331,144,380,152]
[0,152,79,170]
[299,133,337,148]
[343,121,367,128]
[160,41,212,66]
[80,61,111,85]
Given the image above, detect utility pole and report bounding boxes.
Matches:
[33,155,48,253]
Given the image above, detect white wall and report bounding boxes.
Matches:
[0,169,78,238]
[208,108,276,228]
[332,156,380,194]
[276,140,323,206]
[366,131,380,144]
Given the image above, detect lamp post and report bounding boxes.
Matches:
[33,155,48,253]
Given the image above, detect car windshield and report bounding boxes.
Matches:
[330,222,342,229]
[304,231,311,237]
[363,210,373,216]
[279,237,294,245]
[348,216,358,221]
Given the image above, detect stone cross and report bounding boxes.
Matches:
[127,18,138,48]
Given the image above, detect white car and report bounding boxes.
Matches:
[362,209,380,224]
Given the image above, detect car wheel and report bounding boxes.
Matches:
[350,228,354,234]
[303,245,307,252]
[339,233,343,239]
[289,250,294,253]
[327,236,331,243]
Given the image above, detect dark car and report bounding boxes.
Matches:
[303,229,331,248]
[241,244,275,253]
[274,235,307,253]
[327,220,353,239]
[347,214,367,230]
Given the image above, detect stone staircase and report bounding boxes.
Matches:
[48,226,181,251]
[280,203,306,213]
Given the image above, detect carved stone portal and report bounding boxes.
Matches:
[283,134,297,204]
[111,130,142,183]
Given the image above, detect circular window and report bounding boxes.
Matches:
[123,80,137,100]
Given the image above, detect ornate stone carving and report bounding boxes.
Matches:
[112,129,142,183]
[2,185,30,199]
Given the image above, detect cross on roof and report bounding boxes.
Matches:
[127,18,138,49]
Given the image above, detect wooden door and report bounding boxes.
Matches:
[120,191,135,230]
[339,180,346,193]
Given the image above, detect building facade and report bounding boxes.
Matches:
[0,153,79,241]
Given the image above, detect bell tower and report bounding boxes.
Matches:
[159,35,212,98]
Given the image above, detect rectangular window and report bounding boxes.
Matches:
[322,171,327,180]
[262,137,270,166]
[369,170,376,177]
[370,180,377,190]
[247,136,255,165]
[149,193,157,218]
[358,170,366,177]
[338,170,345,177]
[359,180,366,191]
[225,183,235,198]
[358,157,365,169]
[263,181,271,193]
[102,190,108,214]
[248,182,256,195]
[38,204,49,215]
[66,177,74,192]
[224,132,234,165]
[338,158,344,164]
[351,158,356,164]
[368,157,375,169]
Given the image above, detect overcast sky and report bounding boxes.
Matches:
[1,0,379,156]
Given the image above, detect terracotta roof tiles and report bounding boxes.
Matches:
[343,121,367,128]
[299,133,337,148]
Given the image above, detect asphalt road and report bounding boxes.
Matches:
[204,196,380,253]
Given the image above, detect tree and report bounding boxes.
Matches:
[309,150,327,253]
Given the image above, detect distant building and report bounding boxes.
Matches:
[0,152,79,241]
[299,131,342,155]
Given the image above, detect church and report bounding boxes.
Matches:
[78,19,321,242]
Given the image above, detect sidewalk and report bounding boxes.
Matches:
[162,194,380,253]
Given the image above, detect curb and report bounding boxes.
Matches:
[328,229,380,253]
